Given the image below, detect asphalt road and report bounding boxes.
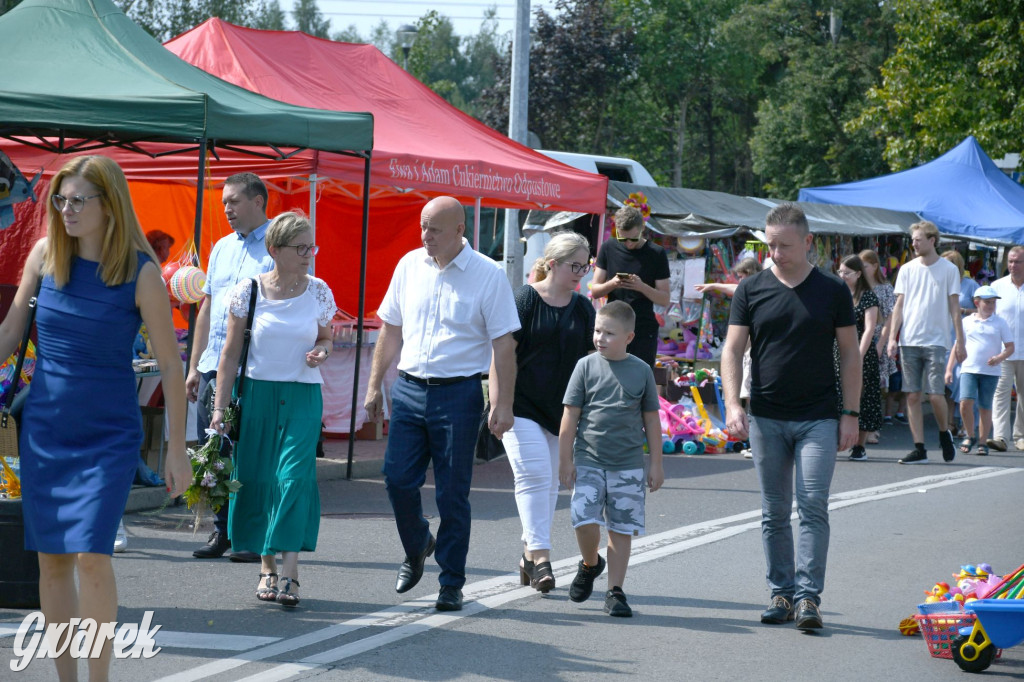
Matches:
[3,416,1024,681]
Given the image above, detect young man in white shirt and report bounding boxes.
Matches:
[887,221,966,464]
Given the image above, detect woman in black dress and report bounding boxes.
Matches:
[835,255,882,460]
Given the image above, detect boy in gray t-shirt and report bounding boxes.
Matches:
[559,301,663,618]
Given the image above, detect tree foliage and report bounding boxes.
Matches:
[850,0,1024,171]
[291,0,329,38]
[113,0,286,40]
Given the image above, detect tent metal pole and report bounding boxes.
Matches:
[347,152,372,480]
[184,137,208,370]
[309,173,318,275]
[474,197,481,250]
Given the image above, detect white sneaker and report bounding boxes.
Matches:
[1015,439,1024,451]
[114,520,128,553]
[741,449,753,459]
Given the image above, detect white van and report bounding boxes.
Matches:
[523,150,657,286]
[535,149,658,187]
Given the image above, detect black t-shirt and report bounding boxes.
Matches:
[729,267,855,421]
[512,285,596,435]
[595,239,670,332]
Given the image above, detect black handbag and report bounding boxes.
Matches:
[226,278,259,442]
[203,278,258,442]
[475,292,578,462]
[0,277,41,463]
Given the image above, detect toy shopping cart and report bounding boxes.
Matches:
[951,600,1024,672]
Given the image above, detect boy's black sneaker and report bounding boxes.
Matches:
[568,555,606,603]
[848,445,867,461]
[760,595,794,624]
[604,587,632,617]
[894,412,908,424]
[899,449,929,465]
[939,429,956,462]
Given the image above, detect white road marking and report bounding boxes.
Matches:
[140,466,1017,680]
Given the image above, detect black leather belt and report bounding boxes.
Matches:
[398,371,481,386]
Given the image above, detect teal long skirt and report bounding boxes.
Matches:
[227,379,322,554]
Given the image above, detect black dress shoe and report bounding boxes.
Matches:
[230,550,262,563]
[193,531,230,559]
[395,535,435,593]
[435,585,463,611]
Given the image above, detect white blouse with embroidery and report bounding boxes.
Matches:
[228,275,337,384]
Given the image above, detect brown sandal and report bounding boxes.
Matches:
[257,572,278,602]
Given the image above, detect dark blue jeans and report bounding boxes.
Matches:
[383,375,483,589]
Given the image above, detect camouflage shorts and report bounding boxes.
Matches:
[570,466,646,536]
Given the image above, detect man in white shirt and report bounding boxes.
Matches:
[887,221,966,464]
[365,196,519,612]
[988,245,1024,451]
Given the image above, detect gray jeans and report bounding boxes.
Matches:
[749,415,837,605]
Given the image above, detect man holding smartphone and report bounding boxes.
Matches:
[590,206,671,369]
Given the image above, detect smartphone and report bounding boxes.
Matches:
[616,272,633,280]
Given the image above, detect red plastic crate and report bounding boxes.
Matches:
[914,612,1002,660]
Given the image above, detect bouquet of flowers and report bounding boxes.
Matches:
[624,192,651,222]
[182,405,242,534]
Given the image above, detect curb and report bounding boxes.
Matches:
[125,456,384,514]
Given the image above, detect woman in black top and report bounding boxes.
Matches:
[505,232,595,592]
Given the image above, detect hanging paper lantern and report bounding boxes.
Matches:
[169,266,206,303]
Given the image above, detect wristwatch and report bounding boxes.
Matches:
[841,408,860,417]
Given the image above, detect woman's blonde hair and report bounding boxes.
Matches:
[531,231,590,283]
[45,155,156,288]
[266,211,312,250]
[941,249,965,275]
[732,257,762,279]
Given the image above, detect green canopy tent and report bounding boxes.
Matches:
[0,0,375,474]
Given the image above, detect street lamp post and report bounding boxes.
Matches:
[397,24,418,70]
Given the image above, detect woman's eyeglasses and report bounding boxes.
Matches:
[616,236,641,243]
[51,194,103,214]
[563,261,592,275]
[285,244,320,257]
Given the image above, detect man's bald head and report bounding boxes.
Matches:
[421,196,467,267]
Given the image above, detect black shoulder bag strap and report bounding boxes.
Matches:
[1,277,42,428]
[232,278,259,404]
[518,291,578,369]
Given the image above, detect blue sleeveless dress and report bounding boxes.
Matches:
[19,255,148,554]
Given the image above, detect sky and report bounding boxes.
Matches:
[285,0,560,39]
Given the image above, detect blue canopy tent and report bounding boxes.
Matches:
[799,137,1024,245]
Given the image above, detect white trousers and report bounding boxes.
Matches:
[503,417,560,551]
[992,360,1024,444]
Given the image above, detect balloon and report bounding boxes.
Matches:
[161,261,181,283]
[169,265,206,303]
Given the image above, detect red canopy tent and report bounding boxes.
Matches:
[0,19,606,316]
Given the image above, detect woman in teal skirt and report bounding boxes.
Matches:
[212,211,336,607]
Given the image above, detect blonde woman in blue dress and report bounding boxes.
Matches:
[0,155,191,680]
[211,211,336,608]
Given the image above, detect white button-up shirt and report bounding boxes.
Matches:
[992,274,1024,361]
[377,239,520,378]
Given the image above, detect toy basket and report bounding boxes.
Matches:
[914,612,976,659]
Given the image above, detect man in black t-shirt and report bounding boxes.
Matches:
[722,203,861,632]
[591,206,670,369]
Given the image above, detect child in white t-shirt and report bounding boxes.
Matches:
[945,286,1014,455]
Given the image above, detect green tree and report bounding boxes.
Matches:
[115,0,276,40]
[292,0,329,38]
[737,0,894,197]
[481,0,637,154]
[850,0,1024,171]
[253,0,287,31]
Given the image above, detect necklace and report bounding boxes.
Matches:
[269,273,303,293]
